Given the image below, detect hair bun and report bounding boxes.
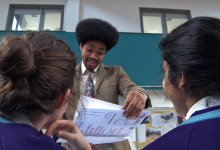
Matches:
[0,36,35,81]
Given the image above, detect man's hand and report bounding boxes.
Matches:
[122,91,148,119]
[45,120,91,150]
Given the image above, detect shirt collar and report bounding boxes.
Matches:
[81,61,99,75]
[185,96,220,120]
[0,112,34,127]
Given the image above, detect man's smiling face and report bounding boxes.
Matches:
[81,40,106,70]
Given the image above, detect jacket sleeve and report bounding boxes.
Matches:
[116,66,151,107]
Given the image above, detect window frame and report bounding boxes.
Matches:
[139,8,191,34]
[6,4,64,31]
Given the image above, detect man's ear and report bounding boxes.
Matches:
[179,74,187,89]
[55,89,71,109]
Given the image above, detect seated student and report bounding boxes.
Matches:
[143,16,220,150]
[0,32,91,150]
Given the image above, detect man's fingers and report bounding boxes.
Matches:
[125,101,143,119]
[126,107,143,119]
[122,92,135,110]
[124,96,139,118]
[123,91,146,119]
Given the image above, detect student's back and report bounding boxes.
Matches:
[0,123,64,150]
[143,16,220,150]
[0,32,91,150]
[143,106,220,150]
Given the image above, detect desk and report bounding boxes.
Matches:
[132,108,178,150]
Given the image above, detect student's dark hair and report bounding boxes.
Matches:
[0,32,76,115]
[160,16,220,97]
[75,18,119,51]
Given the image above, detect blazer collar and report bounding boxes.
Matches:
[73,64,81,96]
[95,64,106,91]
[76,64,81,76]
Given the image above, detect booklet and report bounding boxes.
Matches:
[73,95,150,144]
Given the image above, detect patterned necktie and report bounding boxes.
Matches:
[85,71,95,98]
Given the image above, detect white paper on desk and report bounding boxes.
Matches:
[73,96,150,144]
[56,135,129,144]
[85,136,129,144]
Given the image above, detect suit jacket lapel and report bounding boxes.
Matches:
[73,64,81,97]
[95,64,106,92]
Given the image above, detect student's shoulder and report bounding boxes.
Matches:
[144,124,194,150]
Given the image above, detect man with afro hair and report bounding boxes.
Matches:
[64,18,151,150]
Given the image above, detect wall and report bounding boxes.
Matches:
[79,0,220,32]
[0,0,80,31]
[1,0,220,32]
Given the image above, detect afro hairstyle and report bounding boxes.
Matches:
[75,18,119,51]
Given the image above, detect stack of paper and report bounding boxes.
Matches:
[74,96,150,144]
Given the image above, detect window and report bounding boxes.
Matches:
[140,8,191,34]
[6,5,64,31]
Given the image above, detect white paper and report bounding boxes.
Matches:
[74,96,150,144]
[151,113,163,128]
[85,136,129,144]
[137,124,147,142]
[161,121,177,135]
[78,95,123,110]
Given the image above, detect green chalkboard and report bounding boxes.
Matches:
[105,33,163,86]
[0,31,163,86]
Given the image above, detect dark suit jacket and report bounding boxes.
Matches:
[64,63,149,150]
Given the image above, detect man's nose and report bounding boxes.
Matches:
[90,53,98,59]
